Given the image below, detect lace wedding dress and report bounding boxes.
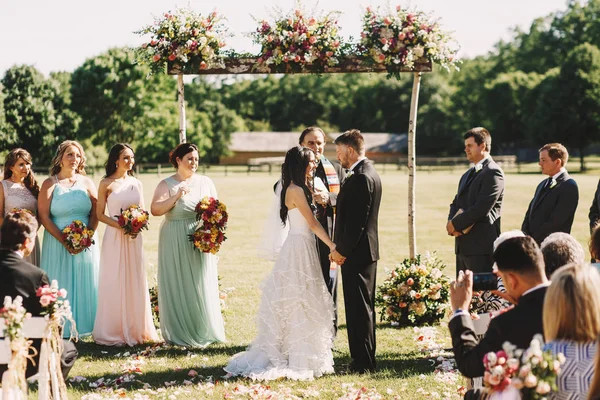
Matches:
[225,208,335,380]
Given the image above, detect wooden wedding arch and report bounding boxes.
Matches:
[168,57,432,258]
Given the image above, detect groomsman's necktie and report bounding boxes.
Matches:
[543,177,553,191]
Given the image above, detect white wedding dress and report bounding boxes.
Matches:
[225,208,335,380]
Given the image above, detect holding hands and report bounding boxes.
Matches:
[312,190,330,206]
[329,248,346,265]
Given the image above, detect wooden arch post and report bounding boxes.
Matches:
[170,57,429,257]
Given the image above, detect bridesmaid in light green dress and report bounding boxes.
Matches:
[150,143,225,347]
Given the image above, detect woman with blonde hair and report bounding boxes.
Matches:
[0,148,41,265]
[39,140,100,337]
[543,263,600,398]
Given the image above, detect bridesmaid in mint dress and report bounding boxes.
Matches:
[150,143,225,347]
[39,140,100,338]
[0,148,41,266]
[93,144,159,346]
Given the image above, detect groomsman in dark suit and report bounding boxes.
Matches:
[447,127,504,276]
[588,178,600,232]
[448,236,549,378]
[330,129,382,374]
[299,127,345,331]
[522,143,579,244]
[0,211,78,379]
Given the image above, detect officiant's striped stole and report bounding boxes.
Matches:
[321,158,340,194]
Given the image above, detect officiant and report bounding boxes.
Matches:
[446,127,504,277]
[299,127,345,332]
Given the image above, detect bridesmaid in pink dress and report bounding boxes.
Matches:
[93,144,159,346]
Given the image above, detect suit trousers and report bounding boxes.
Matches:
[341,260,377,372]
[456,253,494,277]
[317,237,338,333]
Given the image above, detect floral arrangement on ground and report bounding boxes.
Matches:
[376,252,450,327]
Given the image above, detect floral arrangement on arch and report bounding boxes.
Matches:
[135,7,230,74]
[251,4,343,73]
[375,252,450,327]
[483,336,564,399]
[358,4,459,77]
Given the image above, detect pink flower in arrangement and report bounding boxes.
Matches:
[406,278,414,286]
[396,5,401,12]
[282,56,289,62]
[380,38,388,45]
[295,9,302,17]
[398,32,406,40]
[309,36,317,44]
[267,35,274,43]
[366,6,373,13]
[308,17,316,26]
[383,16,393,26]
[287,18,293,25]
[414,293,421,299]
[332,40,340,48]
[406,14,415,23]
[294,55,301,62]
[168,54,176,61]
[199,61,207,70]
[361,31,367,38]
[420,23,428,30]
[399,302,407,308]
[257,57,264,64]
[150,40,158,46]
[152,54,161,62]
[40,296,51,307]
[219,41,226,47]
[326,51,333,57]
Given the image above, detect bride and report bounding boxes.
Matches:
[224,145,337,380]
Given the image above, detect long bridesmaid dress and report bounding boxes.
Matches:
[1,180,41,265]
[93,178,159,346]
[40,175,99,337]
[157,174,225,347]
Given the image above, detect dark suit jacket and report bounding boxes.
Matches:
[522,172,579,244]
[449,158,504,256]
[449,286,547,378]
[314,157,345,236]
[589,179,600,231]
[334,159,382,266]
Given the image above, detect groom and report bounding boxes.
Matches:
[330,129,382,373]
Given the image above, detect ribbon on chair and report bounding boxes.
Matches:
[1,337,36,400]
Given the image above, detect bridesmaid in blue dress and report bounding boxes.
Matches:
[38,140,100,337]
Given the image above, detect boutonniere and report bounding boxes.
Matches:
[550,178,557,189]
[346,170,354,178]
[475,163,483,173]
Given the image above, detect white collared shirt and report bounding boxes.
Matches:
[472,154,490,171]
[551,167,566,180]
[12,250,24,259]
[521,282,550,297]
[348,157,367,173]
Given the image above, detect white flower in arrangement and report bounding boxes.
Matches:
[409,290,416,298]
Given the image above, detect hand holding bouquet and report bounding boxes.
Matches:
[188,196,228,254]
[116,205,150,238]
[62,220,94,255]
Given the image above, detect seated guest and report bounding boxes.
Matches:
[540,232,585,277]
[590,223,600,269]
[543,263,600,399]
[449,236,549,378]
[0,211,78,379]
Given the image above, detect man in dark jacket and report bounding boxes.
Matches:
[0,211,77,379]
[447,127,504,276]
[448,236,549,379]
[522,143,578,244]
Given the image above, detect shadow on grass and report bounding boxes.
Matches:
[76,340,247,362]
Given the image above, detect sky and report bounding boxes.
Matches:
[0,0,569,76]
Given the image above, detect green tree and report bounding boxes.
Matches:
[1,65,80,164]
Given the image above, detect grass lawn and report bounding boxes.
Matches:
[30,166,600,399]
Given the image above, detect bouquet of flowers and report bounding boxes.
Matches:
[358,4,459,77]
[188,196,228,254]
[375,252,450,326]
[116,205,150,237]
[515,336,563,399]
[10,207,36,217]
[61,220,94,253]
[482,337,564,400]
[135,7,230,74]
[251,5,343,73]
[0,296,30,341]
[36,280,70,319]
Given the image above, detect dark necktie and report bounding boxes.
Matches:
[543,177,553,191]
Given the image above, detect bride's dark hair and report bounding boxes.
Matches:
[280,146,315,225]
